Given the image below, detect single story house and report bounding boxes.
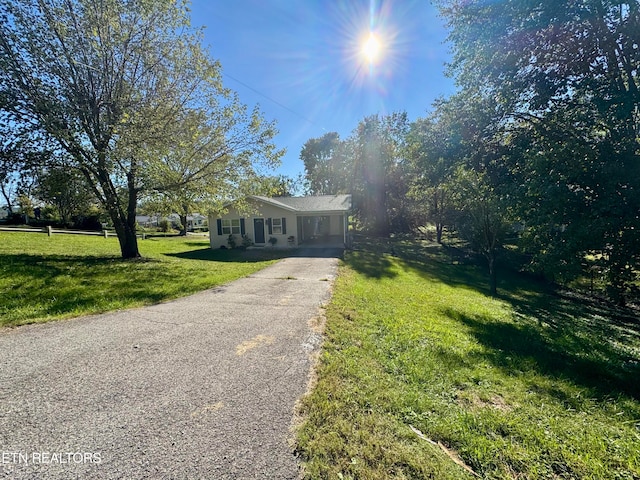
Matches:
[209,194,351,249]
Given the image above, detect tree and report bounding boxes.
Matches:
[246,174,303,198]
[0,133,47,216]
[0,0,280,258]
[440,0,640,303]
[349,113,410,235]
[300,114,412,235]
[300,132,350,195]
[406,104,461,243]
[34,166,97,226]
[449,167,511,296]
[140,106,282,236]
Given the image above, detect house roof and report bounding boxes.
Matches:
[249,194,351,213]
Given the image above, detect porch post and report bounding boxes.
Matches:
[343,214,347,246]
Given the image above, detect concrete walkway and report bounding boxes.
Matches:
[0,250,341,479]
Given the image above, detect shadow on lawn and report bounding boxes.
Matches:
[349,238,640,402]
[393,241,640,402]
[0,252,129,279]
[347,238,482,284]
[445,306,640,403]
[0,253,169,324]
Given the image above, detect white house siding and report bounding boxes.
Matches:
[208,201,297,249]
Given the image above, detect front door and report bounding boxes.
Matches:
[253,218,265,244]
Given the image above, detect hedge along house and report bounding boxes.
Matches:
[209,194,351,249]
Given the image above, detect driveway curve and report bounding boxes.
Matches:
[0,249,341,479]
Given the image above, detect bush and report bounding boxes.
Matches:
[72,214,102,231]
[227,234,238,249]
[241,234,253,249]
[268,236,277,246]
[5,213,26,225]
[158,219,172,233]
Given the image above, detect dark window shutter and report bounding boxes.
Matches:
[216,219,222,236]
[267,218,272,235]
[240,218,245,235]
[282,217,286,234]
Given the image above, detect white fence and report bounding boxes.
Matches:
[0,226,111,237]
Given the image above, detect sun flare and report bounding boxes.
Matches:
[362,32,382,64]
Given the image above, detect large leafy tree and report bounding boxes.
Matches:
[350,114,409,235]
[0,131,50,216]
[140,106,282,236]
[300,132,350,195]
[406,99,467,243]
[300,114,412,234]
[441,0,640,303]
[407,91,514,292]
[0,0,280,258]
[449,166,511,296]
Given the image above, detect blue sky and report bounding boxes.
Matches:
[189,0,456,179]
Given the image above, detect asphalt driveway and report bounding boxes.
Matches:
[0,249,341,479]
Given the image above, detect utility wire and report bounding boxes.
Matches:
[223,72,320,127]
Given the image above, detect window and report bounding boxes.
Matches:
[272,217,282,234]
[222,219,241,235]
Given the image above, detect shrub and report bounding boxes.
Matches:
[268,236,277,246]
[72,214,102,231]
[241,234,253,249]
[227,234,238,249]
[158,219,172,233]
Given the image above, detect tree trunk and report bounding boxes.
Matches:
[488,254,497,296]
[101,172,141,259]
[0,185,13,214]
[118,223,141,258]
[179,212,188,236]
[436,223,443,244]
[109,206,140,258]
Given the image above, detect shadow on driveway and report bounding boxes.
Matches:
[167,247,344,262]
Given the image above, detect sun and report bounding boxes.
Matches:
[362,32,382,65]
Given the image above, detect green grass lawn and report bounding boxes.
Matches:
[296,240,640,479]
[0,232,282,327]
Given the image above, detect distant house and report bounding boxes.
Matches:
[209,194,351,249]
[183,213,208,231]
[135,214,161,228]
[135,213,208,231]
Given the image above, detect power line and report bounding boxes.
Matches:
[223,72,319,127]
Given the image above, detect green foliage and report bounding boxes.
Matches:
[158,219,172,233]
[227,234,238,249]
[438,0,640,303]
[300,132,349,195]
[448,167,512,295]
[241,234,253,249]
[245,174,304,197]
[0,0,282,259]
[300,113,415,234]
[297,239,640,479]
[0,232,282,326]
[405,108,462,243]
[34,166,97,226]
[268,236,277,246]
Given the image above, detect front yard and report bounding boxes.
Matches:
[0,232,283,327]
[296,240,640,479]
